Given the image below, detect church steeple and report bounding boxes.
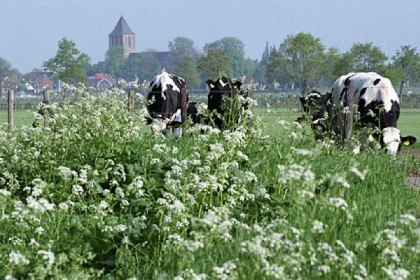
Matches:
[109,16,136,57]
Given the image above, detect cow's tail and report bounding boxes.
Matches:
[180,87,188,123]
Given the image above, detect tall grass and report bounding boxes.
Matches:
[0,88,419,279]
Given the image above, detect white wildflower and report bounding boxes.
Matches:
[0,189,11,196]
[35,227,44,234]
[99,200,109,210]
[317,265,331,274]
[9,251,30,265]
[297,190,315,199]
[399,214,417,225]
[312,220,326,233]
[38,249,55,266]
[329,197,348,209]
[57,166,75,180]
[72,184,84,195]
[350,166,366,180]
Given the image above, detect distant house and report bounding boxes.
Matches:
[242,75,254,89]
[89,73,116,89]
[24,72,54,93]
[1,76,20,92]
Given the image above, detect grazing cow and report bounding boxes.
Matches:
[298,91,333,136]
[299,72,416,155]
[145,70,188,137]
[206,77,248,128]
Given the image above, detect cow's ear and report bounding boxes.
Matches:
[233,81,242,89]
[401,136,417,146]
[206,80,216,89]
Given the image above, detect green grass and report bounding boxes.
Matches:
[0,110,36,128]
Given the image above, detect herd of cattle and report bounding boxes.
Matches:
[144,70,416,155]
[144,70,248,137]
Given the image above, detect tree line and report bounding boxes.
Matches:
[2,32,420,97]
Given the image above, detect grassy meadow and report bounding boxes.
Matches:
[0,91,420,279]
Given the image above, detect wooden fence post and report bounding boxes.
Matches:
[8,89,14,132]
[180,87,187,123]
[344,86,355,142]
[127,90,135,117]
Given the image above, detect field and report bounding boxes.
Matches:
[0,92,420,279]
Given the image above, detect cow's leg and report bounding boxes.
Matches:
[173,127,182,138]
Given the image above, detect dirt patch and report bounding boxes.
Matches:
[401,149,420,159]
[401,149,420,189]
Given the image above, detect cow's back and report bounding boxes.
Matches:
[146,71,187,121]
[331,72,400,112]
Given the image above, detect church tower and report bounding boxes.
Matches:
[109,16,136,57]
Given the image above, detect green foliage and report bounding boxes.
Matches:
[0,57,15,80]
[125,50,162,82]
[267,33,326,95]
[104,46,126,82]
[197,49,233,79]
[337,43,388,74]
[204,37,246,77]
[174,56,201,88]
[43,38,90,85]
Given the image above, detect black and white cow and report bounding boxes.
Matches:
[299,90,333,137]
[299,72,416,155]
[145,70,188,137]
[206,76,248,128]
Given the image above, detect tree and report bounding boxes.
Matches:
[322,47,342,86]
[344,43,388,73]
[168,37,199,71]
[126,50,161,82]
[167,37,201,88]
[204,37,245,77]
[104,46,126,84]
[0,57,14,81]
[197,49,232,80]
[254,42,272,86]
[175,56,201,89]
[267,32,326,95]
[44,38,90,85]
[392,45,420,100]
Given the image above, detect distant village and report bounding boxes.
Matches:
[1,16,167,96]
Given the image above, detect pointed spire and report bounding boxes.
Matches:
[109,16,135,36]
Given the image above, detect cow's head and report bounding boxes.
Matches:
[381,127,417,155]
[206,77,245,128]
[206,77,243,112]
[298,91,333,133]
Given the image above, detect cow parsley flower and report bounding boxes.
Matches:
[349,166,366,180]
[26,197,55,212]
[0,189,11,196]
[399,214,417,225]
[72,184,84,195]
[57,166,76,180]
[382,266,410,280]
[9,251,30,265]
[98,200,109,210]
[329,197,348,209]
[38,250,55,266]
[312,220,326,233]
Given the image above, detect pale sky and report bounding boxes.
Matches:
[1,0,419,73]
